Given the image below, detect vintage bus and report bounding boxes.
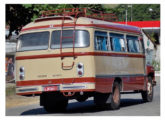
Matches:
[16,8,156,112]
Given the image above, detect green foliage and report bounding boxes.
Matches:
[114,4,160,21]
[6,4,160,39]
[22,4,58,21]
[152,60,160,71]
[6,85,15,96]
[6,4,105,38]
[6,4,34,38]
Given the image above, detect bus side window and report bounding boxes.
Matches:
[134,40,140,52]
[139,39,144,53]
[110,33,125,52]
[127,39,136,52]
[120,38,126,52]
[127,35,140,53]
[94,31,108,51]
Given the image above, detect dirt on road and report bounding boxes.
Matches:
[6,83,39,109]
[6,95,39,109]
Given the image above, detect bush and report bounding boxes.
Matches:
[152,60,160,71]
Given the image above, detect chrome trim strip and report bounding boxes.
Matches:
[62,86,86,89]
[18,88,38,92]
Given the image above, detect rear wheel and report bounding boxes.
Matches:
[141,76,153,102]
[109,82,121,110]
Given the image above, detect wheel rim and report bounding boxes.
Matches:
[147,82,152,96]
[113,86,119,104]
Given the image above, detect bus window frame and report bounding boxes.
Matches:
[50,29,90,49]
[139,38,145,54]
[94,30,109,51]
[109,32,126,52]
[94,30,143,53]
[17,31,50,52]
[126,35,143,54]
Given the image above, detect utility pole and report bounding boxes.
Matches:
[125,6,128,24]
[126,4,133,24]
[130,5,133,21]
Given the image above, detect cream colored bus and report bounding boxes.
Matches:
[16,8,156,112]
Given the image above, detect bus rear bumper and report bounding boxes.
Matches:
[16,82,95,96]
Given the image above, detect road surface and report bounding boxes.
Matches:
[6,77,160,116]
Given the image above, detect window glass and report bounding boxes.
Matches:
[139,40,144,53]
[135,40,140,52]
[51,30,89,48]
[126,35,140,53]
[127,39,136,52]
[110,33,125,52]
[17,31,49,51]
[94,31,108,51]
[120,38,125,51]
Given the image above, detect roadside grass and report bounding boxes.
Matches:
[6,83,39,109]
[6,85,16,96]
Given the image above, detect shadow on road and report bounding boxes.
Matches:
[21,98,146,115]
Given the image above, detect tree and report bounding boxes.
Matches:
[6,4,34,39]
[113,4,160,21]
[6,4,160,39]
[6,4,106,39]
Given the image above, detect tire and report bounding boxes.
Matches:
[44,99,68,113]
[141,76,153,102]
[76,96,88,102]
[109,82,121,110]
[94,92,111,106]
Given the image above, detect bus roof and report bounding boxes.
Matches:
[21,16,141,34]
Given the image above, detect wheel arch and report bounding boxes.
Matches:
[148,72,154,80]
[112,77,123,92]
[148,72,156,86]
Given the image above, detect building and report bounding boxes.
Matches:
[6,27,17,81]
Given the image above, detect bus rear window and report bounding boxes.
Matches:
[51,30,89,49]
[17,32,49,51]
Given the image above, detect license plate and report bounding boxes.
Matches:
[44,86,58,92]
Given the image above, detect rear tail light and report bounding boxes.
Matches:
[20,67,24,72]
[78,71,83,76]
[19,67,25,80]
[78,64,82,69]
[77,63,84,77]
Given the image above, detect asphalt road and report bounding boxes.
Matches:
[6,77,160,116]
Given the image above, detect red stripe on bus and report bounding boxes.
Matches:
[21,25,50,32]
[16,77,95,86]
[21,24,141,34]
[94,52,145,58]
[16,52,93,60]
[16,52,145,60]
